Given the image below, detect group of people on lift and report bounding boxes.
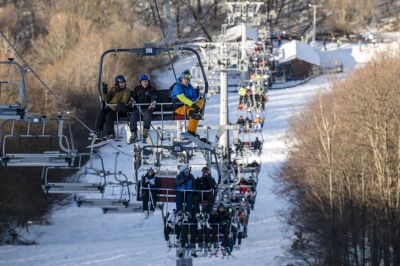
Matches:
[236,114,264,133]
[238,81,267,111]
[95,69,204,143]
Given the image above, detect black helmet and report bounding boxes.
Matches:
[115,75,126,83]
[201,166,209,172]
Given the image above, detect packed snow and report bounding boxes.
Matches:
[0,42,389,266]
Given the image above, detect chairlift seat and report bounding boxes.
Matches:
[75,198,129,208]
[0,104,25,120]
[2,151,72,167]
[43,182,104,194]
[102,203,142,214]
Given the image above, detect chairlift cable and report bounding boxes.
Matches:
[0,30,94,133]
[153,0,177,80]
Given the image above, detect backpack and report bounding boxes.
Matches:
[168,82,179,101]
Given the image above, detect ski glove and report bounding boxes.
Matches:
[128,97,135,108]
[191,104,201,113]
[115,102,125,113]
[149,101,157,110]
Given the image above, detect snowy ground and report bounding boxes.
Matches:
[0,42,389,266]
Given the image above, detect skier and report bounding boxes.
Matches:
[253,114,263,132]
[95,75,130,139]
[141,167,159,216]
[176,165,195,217]
[255,85,264,110]
[237,176,248,194]
[210,203,232,255]
[193,167,216,214]
[236,115,246,132]
[238,86,247,110]
[128,74,157,143]
[170,70,204,137]
[253,137,263,154]
[164,209,181,248]
[178,212,198,258]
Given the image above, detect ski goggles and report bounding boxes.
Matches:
[181,73,192,80]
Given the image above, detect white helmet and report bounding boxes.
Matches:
[179,164,190,173]
[256,114,260,118]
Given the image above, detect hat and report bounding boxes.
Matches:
[179,164,190,173]
[180,69,192,80]
[202,167,209,172]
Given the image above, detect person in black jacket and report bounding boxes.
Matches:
[141,168,159,214]
[193,167,216,214]
[210,203,232,254]
[128,74,157,143]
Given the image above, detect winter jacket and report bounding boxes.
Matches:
[176,172,195,191]
[104,84,130,107]
[196,174,216,191]
[238,87,247,96]
[141,173,160,188]
[254,117,263,124]
[237,118,245,126]
[130,83,157,105]
[170,78,199,106]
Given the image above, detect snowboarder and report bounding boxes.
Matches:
[128,74,157,143]
[176,165,195,216]
[141,167,159,215]
[95,75,130,139]
[170,70,204,137]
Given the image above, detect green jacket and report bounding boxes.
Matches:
[239,87,247,96]
[104,85,130,110]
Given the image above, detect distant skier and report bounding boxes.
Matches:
[253,114,263,132]
[253,137,262,154]
[175,165,195,216]
[210,203,232,255]
[128,74,157,143]
[141,168,159,216]
[95,75,130,139]
[170,70,204,137]
[236,115,246,132]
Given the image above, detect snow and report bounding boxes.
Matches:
[278,40,321,66]
[0,42,390,266]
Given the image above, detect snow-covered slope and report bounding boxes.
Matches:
[0,42,388,266]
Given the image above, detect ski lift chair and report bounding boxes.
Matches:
[74,171,132,208]
[97,46,208,138]
[0,60,28,120]
[1,113,76,167]
[41,156,106,194]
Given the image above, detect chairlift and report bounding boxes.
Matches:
[41,153,105,194]
[0,60,28,120]
[96,46,209,138]
[0,113,77,167]
[74,171,132,208]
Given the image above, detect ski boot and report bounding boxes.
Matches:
[129,131,138,143]
[143,210,149,218]
[142,128,149,143]
[177,247,185,258]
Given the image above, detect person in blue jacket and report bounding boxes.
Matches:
[170,70,204,136]
[176,164,195,215]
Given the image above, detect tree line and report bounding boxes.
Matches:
[281,49,400,265]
